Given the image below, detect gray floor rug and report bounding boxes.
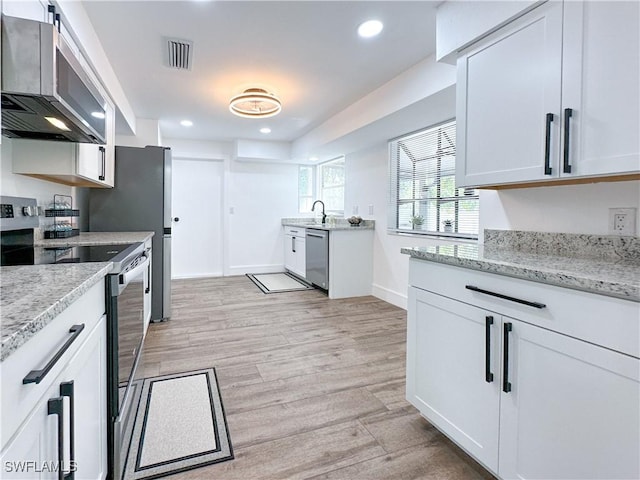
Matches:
[124,368,233,479]
[247,272,313,293]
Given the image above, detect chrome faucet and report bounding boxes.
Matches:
[311,200,327,225]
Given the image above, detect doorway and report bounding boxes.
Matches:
[171,158,224,278]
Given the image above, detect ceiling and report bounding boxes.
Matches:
[82,1,439,144]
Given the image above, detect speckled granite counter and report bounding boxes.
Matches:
[34,231,154,247]
[1,263,112,362]
[282,218,375,231]
[401,230,640,302]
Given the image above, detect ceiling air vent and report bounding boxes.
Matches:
[164,37,193,70]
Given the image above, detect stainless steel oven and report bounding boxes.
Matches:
[105,245,151,480]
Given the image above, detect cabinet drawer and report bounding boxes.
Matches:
[0,280,105,449]
[284,226,306,236]
[409,259,639,358]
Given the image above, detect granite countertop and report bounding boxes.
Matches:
[1,262,113,362]
[401,231,640,302]
[282,218,375,231]
[34,231,154,247]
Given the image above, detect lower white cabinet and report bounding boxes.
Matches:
[406,262,640,479]
[1,282,108,479]
[284,227,306,278]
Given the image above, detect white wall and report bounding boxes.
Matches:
[479,181,640,241]
[227,160,300,275]
[0,139,76,229]
[116,118,162,147]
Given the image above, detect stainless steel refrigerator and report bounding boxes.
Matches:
[90,145,171,322]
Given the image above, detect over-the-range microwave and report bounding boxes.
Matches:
[1,15,107,143]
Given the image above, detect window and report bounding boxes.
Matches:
[298,165,314,212]
[388,120,479,239]
[318,157,345,213]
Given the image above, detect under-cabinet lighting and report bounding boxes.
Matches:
[45,116,71,131]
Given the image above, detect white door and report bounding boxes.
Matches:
[406,287,500,473]
[171,158,224,278]
[499,318,640,480]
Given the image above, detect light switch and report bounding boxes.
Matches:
[368,205,374,215]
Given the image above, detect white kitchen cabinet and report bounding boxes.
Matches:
[284,226,306,279]
[0,281,107,479]
[407,287,500,472]
[456,1,640,187]
[406,259,640,479]
[11,98,116,188]
[0,315,107,480]
[499,317,640,480]
[1,0,49,22]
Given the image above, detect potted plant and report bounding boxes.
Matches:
[443,219,453,233]
[410,215,424,230]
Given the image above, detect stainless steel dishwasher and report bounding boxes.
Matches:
[306,228,329,290]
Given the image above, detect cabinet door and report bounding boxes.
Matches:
[294,237,306,278]
[456,2,563,187]
[406,287,500,473]
[0,383,59,479]
[561,2,640,177]
[76,143,103,182]
[499,318,640,480]
[284,235,296,272]
[64,314,107,480]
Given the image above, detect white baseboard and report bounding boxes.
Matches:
[372,283,407,310]
[228,264,283,276]
[172,272,223,280]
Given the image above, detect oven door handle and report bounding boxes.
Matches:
[119,255,150,286]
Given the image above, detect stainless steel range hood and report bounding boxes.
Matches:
[1,15,107,143]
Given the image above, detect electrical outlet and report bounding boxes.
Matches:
[609,208,636,235]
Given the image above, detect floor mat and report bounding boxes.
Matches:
[124,368,233,479]
[247,272,314,293]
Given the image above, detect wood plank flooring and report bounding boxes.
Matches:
[138,276,495,480]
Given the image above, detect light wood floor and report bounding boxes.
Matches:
[138,276,495,480]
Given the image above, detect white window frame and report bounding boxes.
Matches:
[298,164,315,213]
[388,120,479,240]
[317,156,345,214]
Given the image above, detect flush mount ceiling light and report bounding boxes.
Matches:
[229,88,282,119]
[358,19,383,38]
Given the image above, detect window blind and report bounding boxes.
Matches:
[388,120,479,239]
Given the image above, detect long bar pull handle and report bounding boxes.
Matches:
[99,146,106,181]
[23,325,85,384]
[292,236,296,253]
[307,233,325,238]
[485,316,494,383]
[465,285,546,309]
[48,397,65,480]
[544,113,554,175]
[563,108,573,173]
[503,322,513,393]
[60,382,75,480]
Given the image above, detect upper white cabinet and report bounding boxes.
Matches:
[456,1,640,188]
[11,98,115,188]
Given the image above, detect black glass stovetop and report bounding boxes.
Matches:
[1,244,135,266]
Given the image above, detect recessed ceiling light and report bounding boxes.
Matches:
[358,20,383,38]
[260,127,272,134]
[310,156,319,162]
[180,120,193,127]
[91,111,106,119]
